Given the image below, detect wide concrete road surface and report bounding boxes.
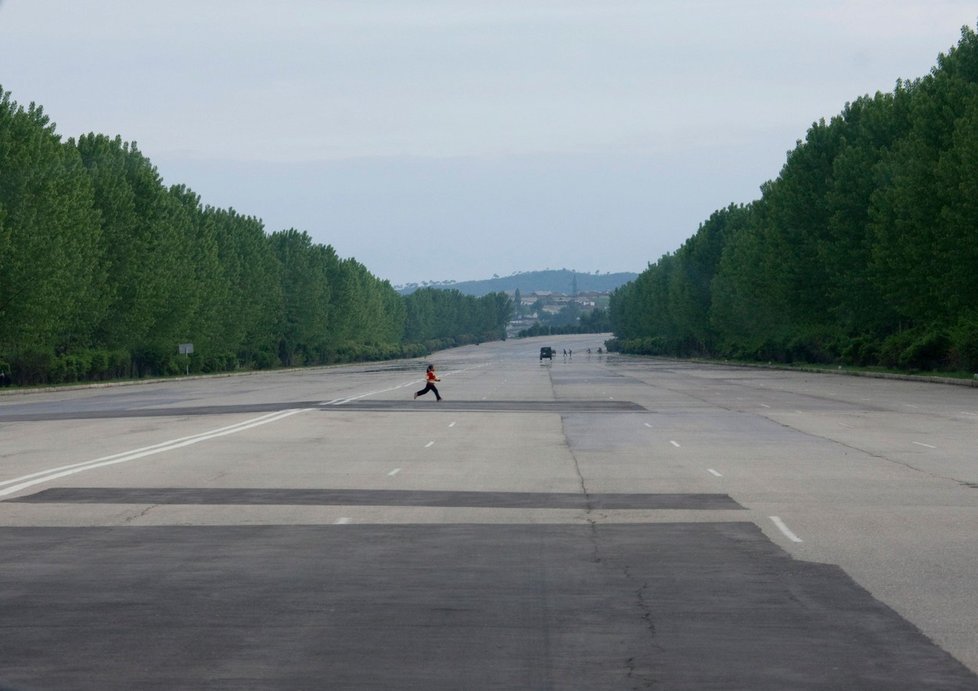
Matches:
[1,335,977,689]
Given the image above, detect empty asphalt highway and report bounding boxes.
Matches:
[1,335,976,689]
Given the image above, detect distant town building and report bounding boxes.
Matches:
[510,290,608,309]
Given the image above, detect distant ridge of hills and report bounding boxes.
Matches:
[396,269,638,297]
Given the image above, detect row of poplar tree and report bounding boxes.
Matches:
[610,25,978,373]
[0,89,512,385]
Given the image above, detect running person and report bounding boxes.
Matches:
[414,364,442,401]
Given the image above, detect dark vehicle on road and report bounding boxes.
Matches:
[540,347,554,360]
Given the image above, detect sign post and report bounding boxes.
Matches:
[178,343,194,375]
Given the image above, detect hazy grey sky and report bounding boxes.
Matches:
[1,1,975,285]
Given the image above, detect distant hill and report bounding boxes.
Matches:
[396,269,638,297]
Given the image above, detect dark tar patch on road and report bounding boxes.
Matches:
[1,523,976,690]
[0,399,645,421]
[8,486,744,510]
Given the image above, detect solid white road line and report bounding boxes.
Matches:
[325,389,389,405]
[318,364,488,407]
[0,409,307,498]
[912,441,937,449]
[707,469,723,478]
[321,381,424,406]
[770,516,803,543]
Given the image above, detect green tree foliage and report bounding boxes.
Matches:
[209,207,281,368]
[0,92,104,359]
[269,229,332,366]
[611,25,978,372]
[518,306,610,337]
[75,134,194,361]
[403,288,513,348]
[0,88,510,385]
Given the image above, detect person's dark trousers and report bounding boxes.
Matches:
[415,383,441,400]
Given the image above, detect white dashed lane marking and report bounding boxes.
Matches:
[771,516,803,543]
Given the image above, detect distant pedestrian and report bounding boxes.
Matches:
[414,364,442,401]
